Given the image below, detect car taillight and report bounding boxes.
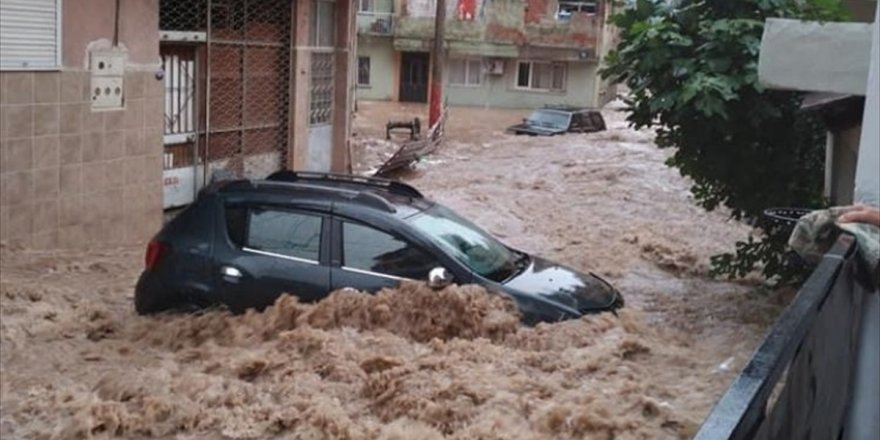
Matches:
[145,240,169,270]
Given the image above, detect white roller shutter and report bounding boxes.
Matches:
[0,0,61,70]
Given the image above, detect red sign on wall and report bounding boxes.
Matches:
[457,0,476,20]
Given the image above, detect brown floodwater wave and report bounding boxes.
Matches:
[1,254,704,439]
[2,101,778,439]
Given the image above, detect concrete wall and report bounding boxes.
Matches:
[356,0,614,108]
[290,0,357,173]
[371,0,395,13]
[0,0,162,248]
[64,0,160,68]
[355,42,599,108]
[758,19,873,96]
[592,0,618,106]
[357,38,398,101]
[827,126,861,204]
[445,59,596,108]
[396,0,603,50]
[854,2,879,206]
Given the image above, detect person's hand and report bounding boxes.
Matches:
[838,204,880,227]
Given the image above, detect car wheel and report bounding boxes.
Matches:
[175,289,218,313]
[135,289,215,315]
[135,289,176,315]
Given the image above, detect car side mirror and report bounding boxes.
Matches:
[428,267,453,290]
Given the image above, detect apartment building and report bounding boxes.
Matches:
[0,0,358,248]
[355,0,618,108]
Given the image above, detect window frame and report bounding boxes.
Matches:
[0,0,63,71]
[225,204,325,265]
[514,61,567,93]
[447,57,483,87]
[310,0,337,49]
[555,0,598,21]
[357,56,371,87]
[338,219,442,281]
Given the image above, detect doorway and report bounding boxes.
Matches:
[158,0,293,208]
[399,52,429,103]
[160,43,201,209]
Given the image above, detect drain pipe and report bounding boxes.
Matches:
[113,0,120,47]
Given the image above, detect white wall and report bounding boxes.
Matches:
[854,4,879,206]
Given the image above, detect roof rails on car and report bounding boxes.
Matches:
[250,179,399,213]
[266,170,424,199]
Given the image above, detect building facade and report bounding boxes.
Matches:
[0,0,357,249]
[355,0,618,108]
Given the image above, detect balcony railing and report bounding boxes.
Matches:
[357,12,394,36]
[695,234,878,440]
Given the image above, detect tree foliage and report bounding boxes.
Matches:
[601,0,847,285]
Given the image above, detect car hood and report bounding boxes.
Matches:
[503,256,621,312]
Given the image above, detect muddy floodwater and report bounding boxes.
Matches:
[1,101,788,439]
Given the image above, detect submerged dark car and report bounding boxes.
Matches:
[507,105,607,136]
[135,172,623,324]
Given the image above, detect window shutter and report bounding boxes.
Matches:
[0,0,60,69]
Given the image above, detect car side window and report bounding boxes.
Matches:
[248,208,322,261]
[342,222,438,280]
[225,205,322,262]
[571,113,583,129]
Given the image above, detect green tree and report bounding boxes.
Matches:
[601,0,846,285]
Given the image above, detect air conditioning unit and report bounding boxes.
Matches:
[485,58,504,75]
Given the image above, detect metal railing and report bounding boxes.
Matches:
[695,234,874,439]
[357,11,394,36]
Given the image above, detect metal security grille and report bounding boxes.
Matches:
[159,0,291,181]
[161,46,198,170]
[310,52,334,125]
[162,48,196,136]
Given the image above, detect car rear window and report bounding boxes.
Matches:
[342,222,438,280]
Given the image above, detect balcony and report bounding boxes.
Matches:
[357,12,394,36]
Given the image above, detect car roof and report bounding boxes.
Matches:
[540,104,599,113]
[532,108,572,115]
[207,172,434,219]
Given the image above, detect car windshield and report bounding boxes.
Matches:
[407,204,523,282]
[527,110,569,129]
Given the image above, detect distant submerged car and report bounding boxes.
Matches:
[135,172,624,325]
[507,105,606,136]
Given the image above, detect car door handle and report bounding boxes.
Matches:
[220,266,242,278]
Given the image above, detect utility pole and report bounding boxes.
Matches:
[428,0,446,128]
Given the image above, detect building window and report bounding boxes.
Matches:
[448,58,482,87]
[357,56,371,87]
[556,0,598,21]
[0,0,62,70]
[359,0,373,12]
[516,61,566,92]
[310,0,337,48]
